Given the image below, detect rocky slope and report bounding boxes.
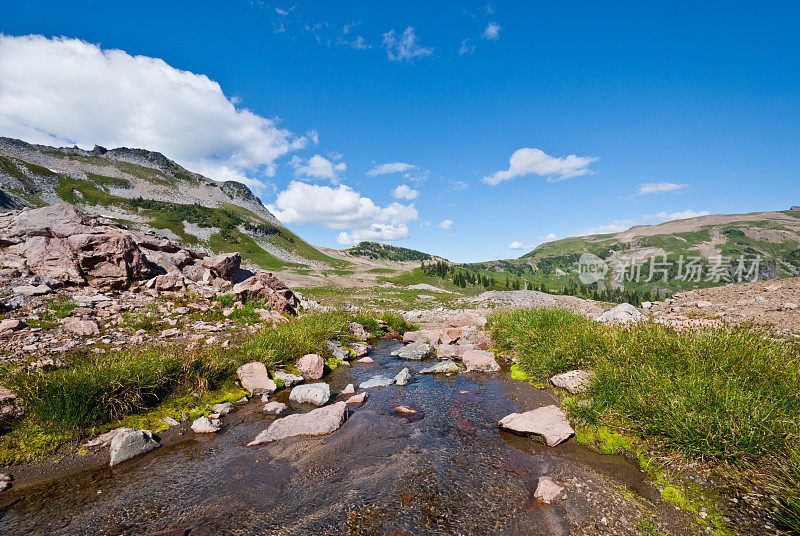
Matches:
[0,137,343,271]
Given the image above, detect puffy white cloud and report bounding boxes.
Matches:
[632,182,687,196]
[366,162,416,176]
[0,35,306,191]
[290,154,346,181]
[577,219,637,235]
[269,181,418,245]
[438,219,454,230]
[459,39,476,56]
[483,148,597,185]
[643,210,710,221]
[382,27,433,62]
[483,22,501,40]
[508,233,557,250]
[392,184,420,200]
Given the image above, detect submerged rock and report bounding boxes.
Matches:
[109,429,160,466]
[262,401,288,415]
[550,370,595,394]
[534,476,564,504]
[345,391,368,408]
[289,383,330,406]
[392,342,434,360]
[359,375,395,389]
[499,405,574,447]
[248,401,349,445]
[420,360,460,374]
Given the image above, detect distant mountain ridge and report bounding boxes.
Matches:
[0,137,344,271]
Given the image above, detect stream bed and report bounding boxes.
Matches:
[0,339,690,535]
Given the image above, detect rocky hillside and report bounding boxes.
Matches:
[0,137,345,271]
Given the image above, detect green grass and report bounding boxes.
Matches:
[214,293,234,307]
[491,308,800,529]
[121,311,164,333]
[227,301,267,324]
[366,268,399,274]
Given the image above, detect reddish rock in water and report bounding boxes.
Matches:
[533,476,564,504]
[247,401,349,445]
[499,405,575,447]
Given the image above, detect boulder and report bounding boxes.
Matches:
[273,370,304,387]
[296,353,324,380]
[109,429,160,466]
[403,329,445,345]
[0,319,25,333]
[358,375,395,389]
[236,362,277,395]
[19,236,83,284]
[211,402,234,416]
[262,401,288,415]
[83,426,128,448]
[160,416,180,427]
[232,271,301,315]
[445,312,487,329]
[191,417,221,433]
[62,318,100,336]
[248,401,349,445]
[65,230,152,288]
[534,477,564,504]
[550,370,595,394]
[462,350,500,373]
[436,344,474,359]
[0,387,24,427]
[327,340,348,360]
[202,252,241,279]
[596,303,644,324]
[289,383,330,406]
[499,405,574,447]
[146,272,188,292]
[349,342,371,358]
[13,284,52,296]
[349,322,370,341]
[0,474,12,492]
[13,203,88,236]
[394,367,411,386]
[420,360,460,374]
[392,342,434,360]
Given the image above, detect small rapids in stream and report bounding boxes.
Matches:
[0,339,666,535]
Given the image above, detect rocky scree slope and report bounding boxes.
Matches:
[0,137,343,271]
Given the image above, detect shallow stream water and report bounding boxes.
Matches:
[0,340,670,535]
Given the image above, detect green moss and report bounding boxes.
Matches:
[509,363,530,381]
[0,423,71,465]
[637,519,666,535]
[325,357,343,372]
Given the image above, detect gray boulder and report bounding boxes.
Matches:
[596,303,644,324]
[274,370,304,387]
[394,367,411,386]
[289,383,330,406]
[109,429,160,466]
[358,375,395,389]
[550,370,595,394]
[262,401,289,415]
[392,342,434,360]
[420,360,460,374]
[462,350,500,373]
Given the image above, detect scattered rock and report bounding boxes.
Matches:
[420,360,460,374]
[0,473,12,492]
[236,362,277,395]
[248,401,349,445]
[296,353,324,380]
[201,252,241,279]
[596,303,644,324]
[160,416,180,427]
[462,349,500,372]
[84,426,128,448]
[445,311,487,329]
[436,344,473,359]
[232,271,301,315]
[211,402,234,416]
[191,416,221,433]
[359,375,395,389]
[534,476,564,504]
[0,386,24,427]
[13,284,52,297]
[392,342,434,360]
[109,428,160,466]
[289,382,330,406]
[550,370,595,394]
[393,405,418,416]
[161,327,181,338]
[499,405,575,447]
[273,370,304,387]
[263,401,288,415]
[62,318,100,336]
[349,342,371,358]
[345,391,368,408]
[355,356,375,364]
[0,319,25,333]
[341,384,355,395]
[394,367,411,386]
[327,340,348,360]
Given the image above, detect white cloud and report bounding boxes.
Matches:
[392,184,420,200]
[306,129,320,144]
[459,39,476,55]
[643,210,710,221]
[382,27,433,62]
[483,148,597,185]
[483,22,502,40]
[632,182,687,196]
[0,35,305,191]
[577,219,637,235]
[366,162,416,176]
[438,219,454,230]
[508,233,557,250]
[270,181,417,245]
[290,154,346,181]
[447,178,469,191]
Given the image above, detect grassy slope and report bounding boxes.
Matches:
[491,308,800,533]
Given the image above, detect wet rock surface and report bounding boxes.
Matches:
[0,340,697,536]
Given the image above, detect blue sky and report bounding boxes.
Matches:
[1,1,799,262]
